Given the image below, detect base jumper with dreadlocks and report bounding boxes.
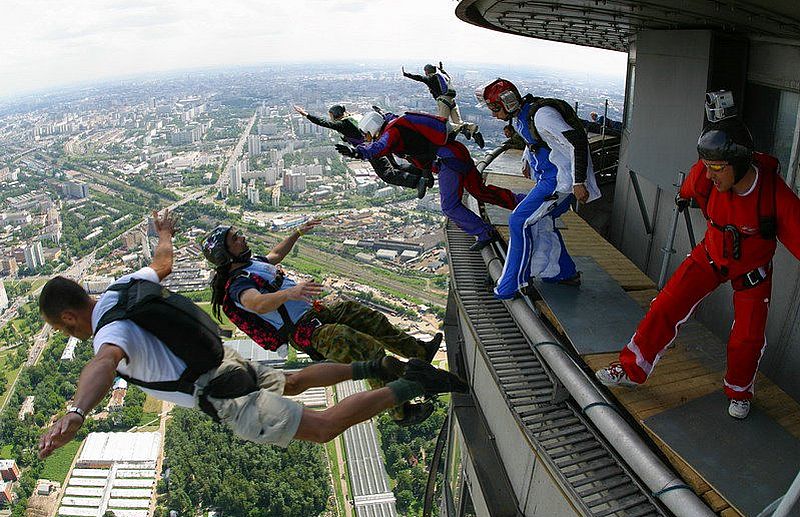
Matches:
[204,219,447,426]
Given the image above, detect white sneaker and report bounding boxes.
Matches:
[728,399,751,419]
[595,363,639,388]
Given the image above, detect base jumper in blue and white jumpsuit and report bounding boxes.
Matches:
[494,99,601,299]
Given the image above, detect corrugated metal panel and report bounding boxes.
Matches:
[446,221,665,516]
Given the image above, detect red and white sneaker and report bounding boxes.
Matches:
[728,399,751,419]
[595,362,639,388]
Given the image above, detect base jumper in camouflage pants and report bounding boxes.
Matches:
[204,221,443,425]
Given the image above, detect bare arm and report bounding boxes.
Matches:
[294,388,397,443]
[39,344,126,458]
[239,281,325,314]
[149,209,178,280]
[266,218,323,264]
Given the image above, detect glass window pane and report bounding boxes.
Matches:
[774,90,799,180]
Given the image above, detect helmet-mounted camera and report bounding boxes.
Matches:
[705,90,737,123]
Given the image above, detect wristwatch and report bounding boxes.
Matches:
[66,405,86,422]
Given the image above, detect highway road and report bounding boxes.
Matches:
[336,379,398,517]
[216,109,258,191]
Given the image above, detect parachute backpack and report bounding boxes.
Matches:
[96,279,224,394]
[389,112,451,146]
[526,96,587,145]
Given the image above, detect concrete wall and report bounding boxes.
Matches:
[457,317,580,517]
[611,32,800,399]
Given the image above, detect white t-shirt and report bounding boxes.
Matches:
[91,267,196,408]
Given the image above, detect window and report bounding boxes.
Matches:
[744,82,800,189]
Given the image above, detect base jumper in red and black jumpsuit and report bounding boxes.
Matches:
[618,152,800,400]
[355,113,523,242]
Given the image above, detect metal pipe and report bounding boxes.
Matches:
[472,150,715,517]
[771,469,800,517]
[644,186,661,273]
[683,209,697,249]
[658,172,686,289]
[628,169,652,234]
[476,143,511,181]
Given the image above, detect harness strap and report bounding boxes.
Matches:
[436,95,456,109]
[197,363,260,422]
[703,246,771,290]
[229,268,294,337]
[116,371,197,395]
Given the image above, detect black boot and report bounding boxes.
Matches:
[469,229,500,252]
[557,271,582,286]
[363,356,406,381]
[416,175,428,199]
[473,131,485,149]
[418,333,443,362]
[403,358,469,395]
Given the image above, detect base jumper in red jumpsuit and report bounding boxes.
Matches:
[597,117,800,416]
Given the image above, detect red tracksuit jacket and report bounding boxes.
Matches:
[680,153,800,277]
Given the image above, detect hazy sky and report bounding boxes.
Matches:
[1,0,628,97]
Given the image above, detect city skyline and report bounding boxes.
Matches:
[1,0,628,98]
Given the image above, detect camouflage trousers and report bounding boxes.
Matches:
[296,300,429,419]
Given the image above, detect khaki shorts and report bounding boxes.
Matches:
[195,348,303,448]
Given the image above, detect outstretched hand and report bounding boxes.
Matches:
[153,208,178,237]
[39,412,83,459]
[439,61,443,70]
[298,218,323,235]
[335,144,359,159]
[293,105,308,117]
[286,280,324,302]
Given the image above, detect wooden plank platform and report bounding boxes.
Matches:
[481,173,800,516]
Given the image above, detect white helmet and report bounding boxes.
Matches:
[358,111,385,137]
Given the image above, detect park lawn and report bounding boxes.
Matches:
[11,319,25,333]
[138,411,160,427]
[142,395,162,414]
[0,351,25,409]
[0,445,12,457]
[29,278,47,293]
[196,302,234,330]
[325,440,346,517]
[40,439,82,484]
[0,349,13,365]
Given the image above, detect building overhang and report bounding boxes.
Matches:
[455,0,800,52]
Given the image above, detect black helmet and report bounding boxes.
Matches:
[202,226,252,268]
[328,105,346,119]
[202,226,233,267]
[423,64,436,74]
[697,118,754,181]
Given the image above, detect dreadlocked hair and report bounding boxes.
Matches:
[210,266,231,323]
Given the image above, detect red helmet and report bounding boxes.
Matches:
[475,78,521,113]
